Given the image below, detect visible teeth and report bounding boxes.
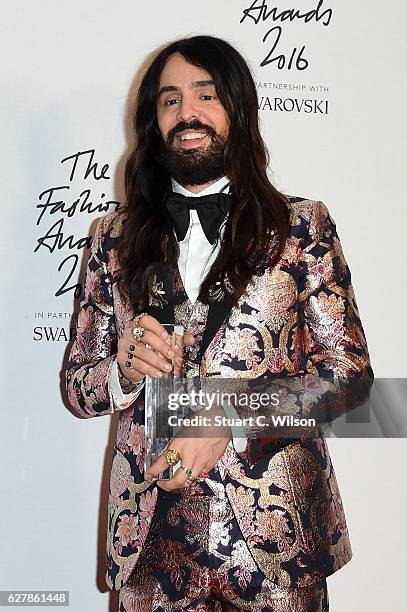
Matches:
[179,132,206,141]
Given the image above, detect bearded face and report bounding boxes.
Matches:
[155,53,230,187]
[156,119,228,186]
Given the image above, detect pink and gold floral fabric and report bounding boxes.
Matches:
[65,197,372,591]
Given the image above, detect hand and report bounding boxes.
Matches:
[145,405,232,491]
[117,314,195,384]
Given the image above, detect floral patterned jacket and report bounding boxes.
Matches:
[65,196,373,591]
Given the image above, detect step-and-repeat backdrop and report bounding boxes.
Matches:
[1,2,405,610]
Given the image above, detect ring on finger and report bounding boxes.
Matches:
[163,448,182,467]
[131,326,145,341]
[181,466,198,482]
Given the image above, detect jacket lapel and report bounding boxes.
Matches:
[145,262,175,325]
[199,282,234,358]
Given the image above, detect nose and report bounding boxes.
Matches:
[176,95,199,123]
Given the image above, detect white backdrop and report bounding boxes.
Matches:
[1,1,406,610]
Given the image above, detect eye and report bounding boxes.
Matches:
[201,95,215,101]
[164,98,180,106]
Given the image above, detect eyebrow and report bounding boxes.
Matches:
[157,80,215,99]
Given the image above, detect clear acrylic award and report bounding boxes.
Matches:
[144,324,186,480]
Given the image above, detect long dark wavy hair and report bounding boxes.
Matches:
[117,35,291,312]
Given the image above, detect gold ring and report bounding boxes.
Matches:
[181,466,197,481]
[131,326,145,341]
[163,448,181,467]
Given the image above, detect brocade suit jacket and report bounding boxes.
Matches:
[65,196,373,591]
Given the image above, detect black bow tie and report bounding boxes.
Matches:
[165,191,232,244]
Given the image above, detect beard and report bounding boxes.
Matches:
[156,120,228,186]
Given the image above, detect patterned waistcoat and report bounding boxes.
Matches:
[65,196,373,591]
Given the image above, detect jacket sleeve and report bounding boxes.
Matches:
[65,214,136,418]
[272,199,374,424]
[201,200,374,458]
[109,356,145,409]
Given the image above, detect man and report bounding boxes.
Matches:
[66,35,373,611]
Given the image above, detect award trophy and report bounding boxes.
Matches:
[144,324,186,480]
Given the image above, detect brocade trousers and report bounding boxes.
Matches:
[118,467,329,612]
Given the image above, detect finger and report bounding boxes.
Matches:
[145,445,178,479]
[125,356,167,379]
[126,315,173,344]
[158,457,206,491]
[156,465,191,492]
[124,342,174,374]
[201,459,218,473]
[171,342,184,374]
[183,332,195,346]
[126,326,172,361]
[125,328,176,361]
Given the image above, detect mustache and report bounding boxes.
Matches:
[167,121,216,144]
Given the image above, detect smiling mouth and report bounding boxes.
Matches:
[175,130,208,142]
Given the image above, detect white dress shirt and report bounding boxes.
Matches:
[108,175,247,453]
[174,174,230,302]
